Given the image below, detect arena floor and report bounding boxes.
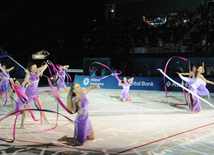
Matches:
[1,87,214,155]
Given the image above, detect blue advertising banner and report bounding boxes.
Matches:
[73,75,214,93]
[73,75,167,90]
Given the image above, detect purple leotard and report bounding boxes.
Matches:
[57,71,65,90]
[179,74,210,112]
[14,85,27,111]
[121,82,131,100]
[0,72,11,93]
[72,93,92,144]
[25,72,40,103]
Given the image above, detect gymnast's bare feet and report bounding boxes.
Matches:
[57,136,81,145]
[19,125,26,129]
[8,110,16,115]
[44,118,51,124]
[57,135,68,141]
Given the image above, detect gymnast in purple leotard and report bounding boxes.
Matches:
[12,69,29,111]
[0,65,14,105]
[120,77,134,102]
[57,83,101,146]
[20,63,50,128]
[55,65,69,96]
[177,65,213,113]
[187,62,204,78]
[11,69,34,128]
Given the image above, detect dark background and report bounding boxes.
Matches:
[115,0,201,18]
[0,1,105,67]
[1,0,212,82]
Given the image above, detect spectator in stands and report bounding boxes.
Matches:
[208,24,213,31]
[90,66,98,76]
[158,38,163,46]
[80,4,214,56]
[141,66,148,76]
[101,67,106,76]
[202,37,208,52]
[206,62,214,77]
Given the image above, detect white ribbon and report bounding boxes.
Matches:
[157,69,214,108]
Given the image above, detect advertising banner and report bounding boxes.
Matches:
[73,75,214,93]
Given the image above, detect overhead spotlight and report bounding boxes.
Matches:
[32,49,50,60]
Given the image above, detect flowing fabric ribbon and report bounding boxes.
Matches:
[164,56,189,105]
[27,61,74,132]
[0,64,40,142]
[0,64,38,117]
[89,62,122,81]
[43,60,74,115]
[158,69,214,108]
[44,77,74,115]
[31,77,75,132]
[0,108,73,143]
[0,61,75,142]
[89,62,145,103]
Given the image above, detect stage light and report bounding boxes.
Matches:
[32,49,50,60]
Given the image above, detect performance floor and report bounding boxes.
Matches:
[1,87,214,155]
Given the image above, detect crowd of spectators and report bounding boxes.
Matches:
[82,4,214,54]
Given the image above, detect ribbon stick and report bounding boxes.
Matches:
[7,55,25,70]
[158,69,214,108]
[8,55,49,78]
[163,56,189,105]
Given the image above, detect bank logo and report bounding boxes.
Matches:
[166,81,171,87]
[83,77,90,86]
[166,81,189,87]
[119,81,154,86]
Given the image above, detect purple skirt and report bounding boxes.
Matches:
[189,86,202,112]
[57,79,65,90]
[0,80,11,93]
[14,98,26,111]
[74,114,92,144]
[121,90,129,100]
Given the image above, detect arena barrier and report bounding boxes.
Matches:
[72,75,214,93]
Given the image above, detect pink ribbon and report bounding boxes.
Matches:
[89,62,145,103]
[0,108,73,143]
[56,64,72,86]
[163,56,189,105]
[0,61,75,143]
